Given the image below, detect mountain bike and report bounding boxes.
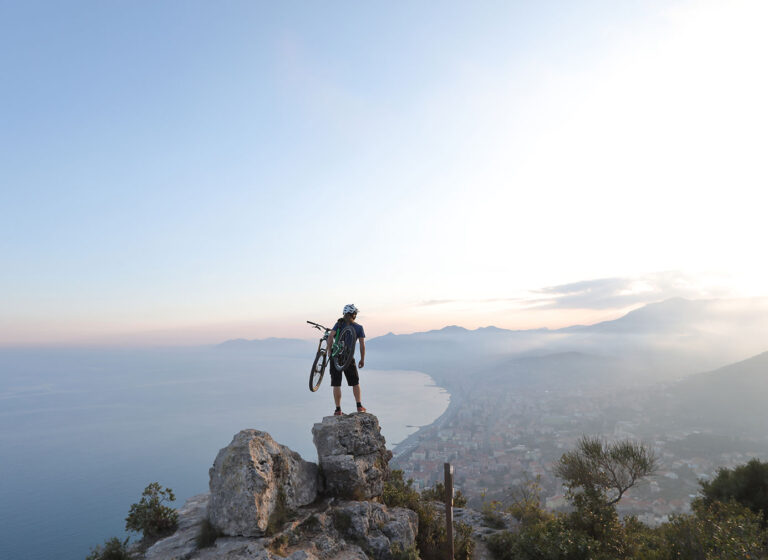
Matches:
[306,320,358,392]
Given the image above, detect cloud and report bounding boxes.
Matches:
[419,299,459,307]
[529,271,727,310]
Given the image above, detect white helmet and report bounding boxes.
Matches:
[343,304,359,316]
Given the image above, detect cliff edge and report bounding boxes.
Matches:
[141,413,417,560]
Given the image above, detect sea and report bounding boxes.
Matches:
[0,346,450,560]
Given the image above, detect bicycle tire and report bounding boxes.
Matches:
[309,348,328,392]
[332,324,357,371]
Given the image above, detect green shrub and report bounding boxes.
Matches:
[85,537,130,560]
[125,482,178,541]
[421,482,468,507]
[636,500,768,560]
[487,516,604,560]
[383,470,474,560]
[382,469,421,510]
[454,491,468,508]
[699,458,768,526]
[453,521,475,560]
[481,499,506,529]
[505,475,552,526]
[390,543,420,560]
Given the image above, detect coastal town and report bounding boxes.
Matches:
[391,382,768,526]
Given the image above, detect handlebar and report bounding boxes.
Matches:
[307,320,330,332]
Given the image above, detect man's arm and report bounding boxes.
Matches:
[358,338,365,368]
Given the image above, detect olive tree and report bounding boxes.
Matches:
[555,436,657,506]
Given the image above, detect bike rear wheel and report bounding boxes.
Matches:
[332,324,357,371]
[309,347,328,392]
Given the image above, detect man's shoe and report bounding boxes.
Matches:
[357,405,367,413]
[334,409,343,416]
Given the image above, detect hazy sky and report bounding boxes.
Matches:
[2,1,766,346]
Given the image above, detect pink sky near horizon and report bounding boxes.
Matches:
[0,302,646,348]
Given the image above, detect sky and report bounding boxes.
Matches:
[2,1,767,346]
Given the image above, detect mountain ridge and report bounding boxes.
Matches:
[219,297,755,347]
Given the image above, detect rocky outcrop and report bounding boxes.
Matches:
[208,430,319,537]
[312,414,392,500]
[142,416,422,560]
[144,494,209,560]
[147,495,417,560]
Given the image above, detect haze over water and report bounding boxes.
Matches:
[0,347,449,560]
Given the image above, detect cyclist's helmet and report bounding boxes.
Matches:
[343,304,359,316]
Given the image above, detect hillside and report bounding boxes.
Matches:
[661,350,768,438]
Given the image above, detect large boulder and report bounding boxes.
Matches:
[312,414,392,500]
[208,430,319,537]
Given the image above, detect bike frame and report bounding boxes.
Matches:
[307,320,341,356]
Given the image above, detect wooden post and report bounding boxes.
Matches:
[444,462,454,560]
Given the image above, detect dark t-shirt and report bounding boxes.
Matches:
[332,319,365,339]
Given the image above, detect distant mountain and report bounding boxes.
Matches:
[563,297,707,334]
[216,337,315,357]
[369,297,768,384]
[219,297,768,387]
[661,350,768,438]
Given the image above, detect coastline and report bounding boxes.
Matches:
[391,380,459,461]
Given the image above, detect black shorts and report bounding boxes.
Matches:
[330,360,359,387]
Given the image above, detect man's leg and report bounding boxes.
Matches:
[330,363,343,414]
[352,384,366,412]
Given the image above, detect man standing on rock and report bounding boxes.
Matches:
[328,304,366,416]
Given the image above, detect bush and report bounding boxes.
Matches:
[125,482,178,541]
[453,521,475,560]
[636,500,768,560]
[487,516,604,560]
[481,500,506,529]
[505,475,552,526]
[421,482,468,507]
[383,470,474,560]
[382,469,421,510]
[390,543,420,560]
[85,537,130,560]
[699,458,768,526]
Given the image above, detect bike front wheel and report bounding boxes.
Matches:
[332,324,357,371]
[309,348,328,392]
